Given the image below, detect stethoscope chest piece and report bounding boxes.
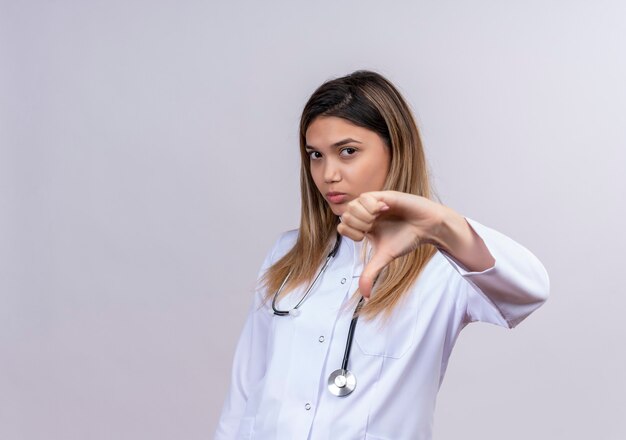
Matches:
[327,368,357,397]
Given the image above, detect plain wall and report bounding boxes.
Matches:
[1,0,625,439]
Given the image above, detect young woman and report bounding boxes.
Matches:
[214,70,549,440]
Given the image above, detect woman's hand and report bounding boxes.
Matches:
[338,190,496,299]
[337,190,446,299]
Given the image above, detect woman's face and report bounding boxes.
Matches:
[305,116,391,217]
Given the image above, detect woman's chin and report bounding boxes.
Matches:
[328,205,345,217]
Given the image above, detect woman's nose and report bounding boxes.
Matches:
[323,160,341,183]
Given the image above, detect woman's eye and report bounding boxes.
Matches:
[308,148,356,160]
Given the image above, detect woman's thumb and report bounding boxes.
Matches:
[358,251,392,299]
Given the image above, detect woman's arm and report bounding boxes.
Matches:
[337,190,549,327]
[431,212,550,328]
[428,206,496,272]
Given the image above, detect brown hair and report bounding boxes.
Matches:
[260,70,438,323]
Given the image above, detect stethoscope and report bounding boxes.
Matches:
[271,231,366,397]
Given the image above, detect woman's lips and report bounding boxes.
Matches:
[327,193,348,203]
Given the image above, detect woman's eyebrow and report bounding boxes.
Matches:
[305,138,363,150]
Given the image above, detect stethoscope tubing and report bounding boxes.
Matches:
[271,232,343,316]
[341,296,365,371]
[270,231,364,397]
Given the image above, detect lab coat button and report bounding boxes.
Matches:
[341,277,347,284]
[319,336,325,343]
[305,403,311,410]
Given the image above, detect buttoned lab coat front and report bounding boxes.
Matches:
[214,217,550,440]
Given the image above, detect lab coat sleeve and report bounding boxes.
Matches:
[438,217,550,328]
[213,232,285,440]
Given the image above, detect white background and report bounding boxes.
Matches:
[1,1,625,439]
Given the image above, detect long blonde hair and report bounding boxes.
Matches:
[260,70,438,323]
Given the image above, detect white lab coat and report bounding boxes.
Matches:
[214,217,549,440]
